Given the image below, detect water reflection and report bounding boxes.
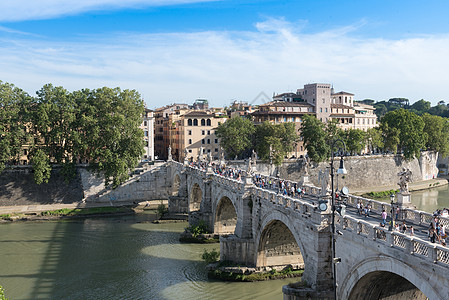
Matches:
[411,184,449,212]
[0,214,295,300]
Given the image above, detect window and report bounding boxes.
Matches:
[188,130,192,135]
[201,119,206,126]
[202,130,205,135]
[202,139,205,144]
[207,130,210,135]
[188,149,192,153]
[292,117,295,122]
[144,131,148,137]
[207,149,211,153]
[188,119,192,126]
[193,119,198,126]
[215,139,218,143]
[284,117,287,122]
[207,139,210,144]
[144,121,147,126]
[188,139,192,144]
[207,119,211,126]
[215,148,218,152]
[320,108,322,112]
[325,108,328,113]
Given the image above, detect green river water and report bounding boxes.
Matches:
[0,212,297,300]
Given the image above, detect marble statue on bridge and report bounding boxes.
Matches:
[318,169,330,196]
[398,167,412,194]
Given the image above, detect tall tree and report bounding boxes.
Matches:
[215,116,254,159]
[300,115,329,163]
[422,113,449,157]
[380,109,426,160]
[365,127,384,153]
[344,129,366,155]
[0,81,31,172]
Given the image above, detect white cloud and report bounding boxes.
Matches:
[1,19,449,108]
[0,0,217,22]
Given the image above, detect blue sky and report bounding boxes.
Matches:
[1,0,449,108]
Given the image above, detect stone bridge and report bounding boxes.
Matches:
[166,161,449,300]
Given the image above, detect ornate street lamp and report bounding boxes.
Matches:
[389,193,395,230]
[330,139,347,300]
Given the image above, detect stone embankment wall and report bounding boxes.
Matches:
[0,162,172,208]
[227,151,439,190]
[0,167,83,206]
[79,162,171,203]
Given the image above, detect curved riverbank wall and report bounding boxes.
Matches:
[0,162,173,207]
[227,151,439,191]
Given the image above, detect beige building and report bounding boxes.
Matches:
[182,111,227,161]
[140,108,155,161]
[330,91,377,131]
[297,83,332,122]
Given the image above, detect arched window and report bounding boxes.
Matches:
[201,119,206,126]
[207,139,210,144]
[188,119,192,126]
[206,119,211,126]
[193,119,198,126]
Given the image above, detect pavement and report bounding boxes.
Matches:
[351,176,449,195]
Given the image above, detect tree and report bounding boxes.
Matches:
[428,103,449,117]
[215,116,255,159]
[422,113,449,157]
[380,109,426,160]
[410,99,431,115]
[365,127,384,153]
[254,121,298,165]
[83,87,145,188]
[0,81,31,172]
[344,129,366,155]
[300,115,329,163]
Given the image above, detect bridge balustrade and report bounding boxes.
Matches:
[336,214,449,267]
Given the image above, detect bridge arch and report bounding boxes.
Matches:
[214,196,238,235]
[255,210,305,269]
[189,183,202,212]
[340,256,439,300]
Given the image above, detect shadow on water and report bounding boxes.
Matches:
[0,213,293,300]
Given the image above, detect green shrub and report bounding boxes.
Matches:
[365,189,398,199]
[0,285,8,300]
[201,248,220,263]
[187,220,209,237]
[157,203,168,218]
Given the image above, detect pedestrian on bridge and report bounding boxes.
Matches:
[381,210,387,226]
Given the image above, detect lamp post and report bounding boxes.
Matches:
[389,194,395,230]
[330,139,347,300]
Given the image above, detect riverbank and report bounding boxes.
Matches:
[352,176,449,196]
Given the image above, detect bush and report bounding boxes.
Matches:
[157,203,168,218]
[187,220,209,237]
[202,249,220,263]
[365,189,398,199]
[0,285,8,300]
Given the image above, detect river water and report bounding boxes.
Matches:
[0,212,297,300]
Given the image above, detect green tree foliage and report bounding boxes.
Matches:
[380,109,427,160]
[344,129,366,155]
[365,127,384,153]
[410,99,431,115]
[0,81,145,187]
[215,116,255,159]
[255,122,298,165]
[300,115,329,162]
[422,113,449,157]
[31,149,52,185]
[0,285,8,300]
[0,81,31,172]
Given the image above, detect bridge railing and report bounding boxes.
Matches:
[253,187,316,216]
[336,214,449,266]
[344,193,449,227]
